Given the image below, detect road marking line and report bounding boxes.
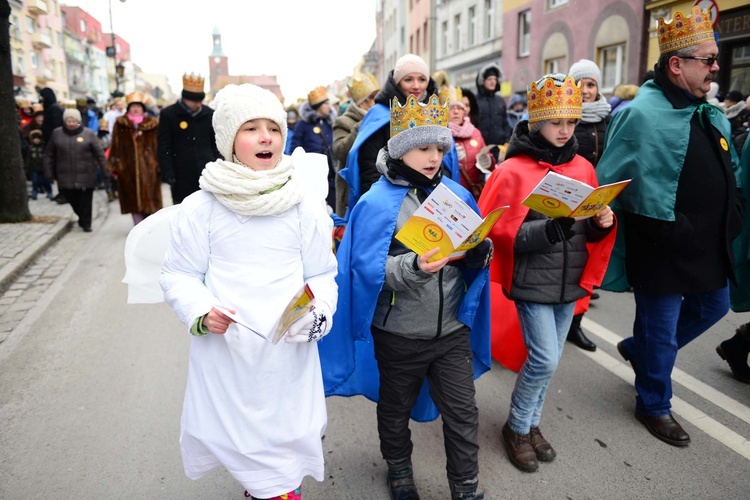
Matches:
[580,317,750,459]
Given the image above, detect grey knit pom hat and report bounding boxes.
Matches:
[387,95,453,159]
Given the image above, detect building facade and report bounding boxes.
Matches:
[60,6,109,103]
[502,0,646,95]
[11,0,69,101]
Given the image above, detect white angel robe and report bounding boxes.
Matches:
[159,187,337,498]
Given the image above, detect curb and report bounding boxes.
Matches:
[0,217,73,294]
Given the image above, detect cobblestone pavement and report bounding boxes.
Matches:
[0,186,111,343]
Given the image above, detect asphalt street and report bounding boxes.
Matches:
[0,194,748,499]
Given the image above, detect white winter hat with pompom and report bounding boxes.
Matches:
[212,84,287,160]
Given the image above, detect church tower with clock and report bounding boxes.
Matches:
[208,26,229,95]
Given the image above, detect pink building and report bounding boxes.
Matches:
[502,0,646,95]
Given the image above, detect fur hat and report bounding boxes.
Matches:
[29,129,43,140]
[393,54,429,84]
[568,59,601,84]
[63,108,82,123]
[387,95,453,159]
[211,84,288,161]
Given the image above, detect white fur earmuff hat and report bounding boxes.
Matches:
[212,84,287,160]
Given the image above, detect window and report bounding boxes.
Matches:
[57,32,63,47]
[548,0,568,8]
[442,21,449,56]
[410,34,414,54]
[26,16,35,34]
[469,6,477,46]
[80,19,86,33]
[454,14,462,52]
[416,28,420,54]
[11,15,20,40]
[599,43,625,91]
[544,56,565,74]
[518,10,531,57]
[423,21,428,54]
[30,52,39,69]
[15,55,25,75]
[484,0,494,40]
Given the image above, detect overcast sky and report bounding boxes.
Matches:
[63,0,377,104]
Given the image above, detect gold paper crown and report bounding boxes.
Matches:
[438,85,463,106]
[182,73,205,93]
[657,7,714,55]
[61,99,77,109]
[390,94,449,138]
[308,86,328,106]
[527,76,582,123]
[15,96,31,108]
[126,92,145,105]
[348,73,380,104]
[31,103,44,113]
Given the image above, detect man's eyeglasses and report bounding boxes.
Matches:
[678,55,718,66]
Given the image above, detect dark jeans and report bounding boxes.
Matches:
[620,285,729,415]
[372,326,479,483]
[31,171,52,197]
[60,187,94,229]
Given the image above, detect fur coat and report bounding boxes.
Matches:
[109,114,163,215]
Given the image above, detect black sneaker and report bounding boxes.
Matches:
[387,469,420,500]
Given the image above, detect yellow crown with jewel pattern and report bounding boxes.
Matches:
[390,94,449,138]
[348,73,380,105]
[182,73,205,93]
[527,76,582,124]
[657,7,714,55]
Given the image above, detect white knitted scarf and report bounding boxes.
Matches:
[199,155,304,216]
[580,96,612,124]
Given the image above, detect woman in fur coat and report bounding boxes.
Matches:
[109,92,162,224]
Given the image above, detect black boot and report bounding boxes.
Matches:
[386,458,420,500]
[566,313,596,351]
[450,477,485,499]
[716,324,750,383]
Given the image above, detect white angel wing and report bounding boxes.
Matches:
[290,147,329,208]
[122,204,181,304]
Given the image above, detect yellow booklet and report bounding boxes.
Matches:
[215,284,316,344]
[395,182,508,262]
[522,171,630,220]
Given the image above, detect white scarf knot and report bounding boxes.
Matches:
[199,155,304,216]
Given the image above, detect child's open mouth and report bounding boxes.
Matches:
[256,152,273,160]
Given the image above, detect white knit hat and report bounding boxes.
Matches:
[211,84,287,161]
[568,59,601,84]
[393,54,430,84]
[63,108,82,123]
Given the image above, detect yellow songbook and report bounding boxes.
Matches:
[522,171,630,219]
[395,182,507,262]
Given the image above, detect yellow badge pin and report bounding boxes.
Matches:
[720,138,729,151]
[179,121,188,130]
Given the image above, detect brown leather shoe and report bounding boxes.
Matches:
[529,427,556,462]
[502,422,539,472]
[635,412,690,447]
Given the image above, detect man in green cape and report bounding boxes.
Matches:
[597,7,743,447]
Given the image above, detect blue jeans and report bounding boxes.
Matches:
[620,286,729,416]
[508,301,576,435]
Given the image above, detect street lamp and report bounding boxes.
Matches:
[108,0,126,98]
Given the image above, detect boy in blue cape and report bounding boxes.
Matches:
[320,94,492,500]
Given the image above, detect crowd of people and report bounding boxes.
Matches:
[18,5,749,499]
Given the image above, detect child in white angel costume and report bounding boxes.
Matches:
[158,83,338,500]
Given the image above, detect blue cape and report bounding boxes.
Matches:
[338,103,460,222]
[319,175,492,422]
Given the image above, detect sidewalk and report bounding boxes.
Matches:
[0,187,110,293]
